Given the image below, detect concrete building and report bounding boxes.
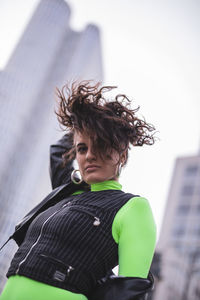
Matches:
[153,153,200,300]
[0,0,103,291]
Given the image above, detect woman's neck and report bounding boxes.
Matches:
[72,180,122,195]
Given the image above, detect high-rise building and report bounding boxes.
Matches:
[0,0,103,291]
[153,153,200,300]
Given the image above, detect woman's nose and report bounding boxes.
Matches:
[86,148,96,161]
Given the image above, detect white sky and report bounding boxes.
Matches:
[0,0,200,241]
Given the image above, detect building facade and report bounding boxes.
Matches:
[0,0,103,291]
[153,154,200,300]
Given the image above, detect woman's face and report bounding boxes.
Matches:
[74,131,124,184]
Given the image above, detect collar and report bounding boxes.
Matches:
[72,180,122,195]
[91,180,122,192]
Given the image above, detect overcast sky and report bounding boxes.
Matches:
[0,0,200,240]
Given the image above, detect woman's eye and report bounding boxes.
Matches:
[78,147,87,153]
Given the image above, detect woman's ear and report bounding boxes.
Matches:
[120,150,128,166]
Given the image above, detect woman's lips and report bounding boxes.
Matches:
[85,165,100,172]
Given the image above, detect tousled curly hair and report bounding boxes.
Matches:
[55,81,158,167]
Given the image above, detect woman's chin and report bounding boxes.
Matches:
[84,174,118,185]
[84,175,105,185]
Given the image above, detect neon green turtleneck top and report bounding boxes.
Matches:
[0,180,156,300]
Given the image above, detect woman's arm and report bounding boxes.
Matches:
[112,196,157,278]
[88,197,156,300]
[49,133,74,189]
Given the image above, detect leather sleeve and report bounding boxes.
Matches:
[88,271,154,300]
[49,133,74,189]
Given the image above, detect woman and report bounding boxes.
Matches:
[0,81,157,299]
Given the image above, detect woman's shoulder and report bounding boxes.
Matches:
[114,196,153,223]
[120,195,152,213]
[112,196,156,243]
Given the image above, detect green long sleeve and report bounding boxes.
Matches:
[112,196,157,278]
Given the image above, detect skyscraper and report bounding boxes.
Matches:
[0,0,103,291]
[154,153,200,300]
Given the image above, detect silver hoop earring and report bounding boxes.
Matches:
[117,163,123,177]
[71,169,83,185]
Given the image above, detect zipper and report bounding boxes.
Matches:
[16,201,71,274]
[15,201,100,274]
[69,205,101,226]
[39,253,74,276]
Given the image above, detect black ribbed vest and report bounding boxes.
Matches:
[7,190,138,296]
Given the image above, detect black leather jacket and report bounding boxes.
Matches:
[1,133,154,299]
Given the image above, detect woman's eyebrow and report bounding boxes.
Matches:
[76,142,86,147]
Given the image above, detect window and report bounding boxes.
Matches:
[195,205,200,214]
[173,227,185,236]
[181,185,195,196]
[185,165,198,176]
[177,204,190,214]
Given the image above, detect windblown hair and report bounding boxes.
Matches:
[55,81,158,166]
